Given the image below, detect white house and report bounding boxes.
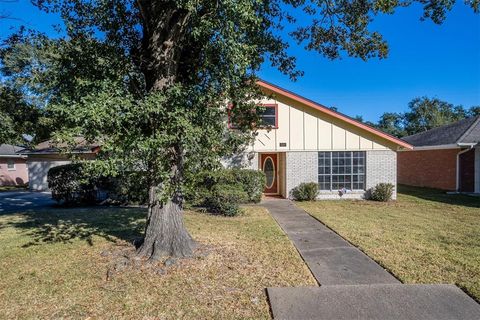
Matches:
[225,80,413,199]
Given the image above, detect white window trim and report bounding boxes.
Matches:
[7,160,16,171]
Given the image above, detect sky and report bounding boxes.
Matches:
[1,1,479,122]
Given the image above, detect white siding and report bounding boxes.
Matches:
[250,98,395,152]
[27,159,71,191]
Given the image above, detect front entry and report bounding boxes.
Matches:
[260,153,278,194]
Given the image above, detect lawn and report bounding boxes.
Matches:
[296,185,480,301]
[0,206,315,319]
[0,185,28,192]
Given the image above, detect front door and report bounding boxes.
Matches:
[261,153,278,194]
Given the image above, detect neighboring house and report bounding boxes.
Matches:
[20,138,99,191]
[225,80,413,199]
[0,144,28,186]
[398,116,480,193]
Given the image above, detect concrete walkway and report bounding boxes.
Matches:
[263,199,480,320]
[263,199,399,285]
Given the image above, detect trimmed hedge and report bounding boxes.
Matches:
[369,183,395,202]
[290,182,319,201]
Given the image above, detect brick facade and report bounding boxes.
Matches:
[284,150,397,200]
[397,149,458,191]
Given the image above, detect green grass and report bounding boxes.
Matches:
[296,185,480,301]
[0,206,315,319]
[0,185,28,192]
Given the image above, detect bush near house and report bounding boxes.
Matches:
[48,165,264,214]
[290,182,319,201]
[187,169,265,216]
[369,183,395,202]
[48,164,148,205]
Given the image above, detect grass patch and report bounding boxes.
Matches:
[296,185,480,301]
[0,206,315,319]
[0,185,28,192]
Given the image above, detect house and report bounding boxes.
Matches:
[225,80,413,199]
[398,116,480,193]
[20,138,99,191]
[0,144,29,186]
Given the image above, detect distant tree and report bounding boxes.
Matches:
[403,97,467,135]
[376,112,406,138]
[468,106,480,117]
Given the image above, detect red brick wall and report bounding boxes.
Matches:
[397,149,459,191]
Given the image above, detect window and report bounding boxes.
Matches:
[318,151,366,191]
[228,103,278,129]
[257,104,278,128]
[7,159,15,170]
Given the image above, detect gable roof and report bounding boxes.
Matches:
[256,80,413,149]
[0,144,25,157]
[402,116,480,147]
[20,137,100,155]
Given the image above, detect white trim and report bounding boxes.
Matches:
[6,159,16,171]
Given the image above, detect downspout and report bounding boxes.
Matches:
[455,145,474,192]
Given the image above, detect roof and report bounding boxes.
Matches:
[256,80,413,150]
[0,144,25,157]
[20,137,100,155]
[402,116,480,147]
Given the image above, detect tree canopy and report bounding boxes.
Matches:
[373,97,479,138]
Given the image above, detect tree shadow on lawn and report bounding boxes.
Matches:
[3,206,146,247]
[398,185,480,209]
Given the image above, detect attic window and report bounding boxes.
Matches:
[228,103,278,129]
[258,104,278,128]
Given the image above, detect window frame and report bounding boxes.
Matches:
[318,151,366,191]
[228,103,278,129]
[6,159,16,171]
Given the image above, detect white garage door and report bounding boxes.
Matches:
[27,160,71,191]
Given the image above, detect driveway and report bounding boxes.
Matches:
[0,191,56,213]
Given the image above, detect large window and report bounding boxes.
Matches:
[318,151,366,191]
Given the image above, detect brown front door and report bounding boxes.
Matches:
[261,153,278,194]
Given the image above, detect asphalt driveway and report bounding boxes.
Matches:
[0,191,56,213]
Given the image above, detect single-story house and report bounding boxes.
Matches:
[225,80,413,199]
[0,144,28,186]
[398,116,480,193]
[20,138,99,191]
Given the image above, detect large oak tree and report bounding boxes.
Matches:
[1,0,477,260]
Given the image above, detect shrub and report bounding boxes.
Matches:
[206,184,248,216]
[48,163,96,204]
[187,169,265,206]
[370,183,395,202]
[290,182,319,201]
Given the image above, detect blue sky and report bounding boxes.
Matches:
[1,1,479,122]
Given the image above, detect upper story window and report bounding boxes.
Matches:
[318,151,366,191]
[7,159,15,170]
[257,104,278,128]
[228,103,278,129]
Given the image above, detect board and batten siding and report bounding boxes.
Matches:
[250,98,394,152]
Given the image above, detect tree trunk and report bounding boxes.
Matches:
[134,2,195,260]
[136,187,195,260]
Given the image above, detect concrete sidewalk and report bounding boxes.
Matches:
[263,199,399,285]
[263,199,480,320]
